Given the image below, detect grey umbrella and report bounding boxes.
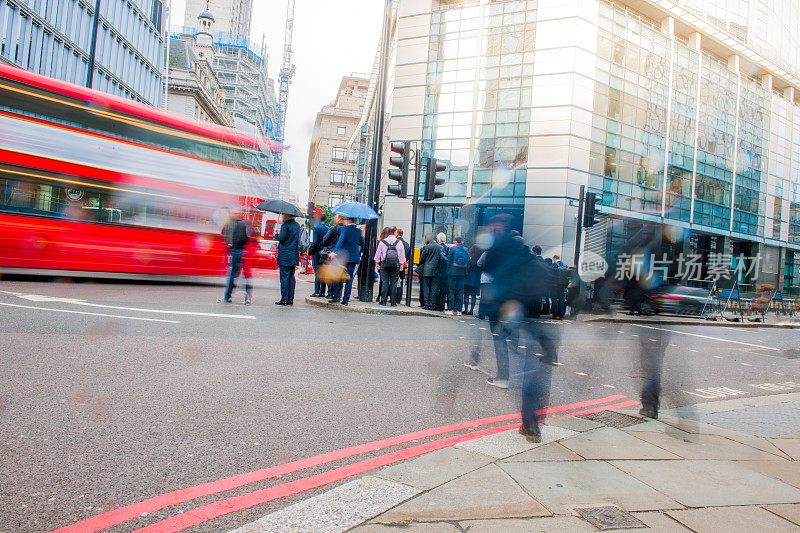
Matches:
[256,199,304,217]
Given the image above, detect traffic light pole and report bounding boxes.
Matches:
[574,184,585,269]
[358,0,392,302]
[405,151,422,307]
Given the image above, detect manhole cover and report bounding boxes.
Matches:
[579,410,645,428]
[575,506,647,530]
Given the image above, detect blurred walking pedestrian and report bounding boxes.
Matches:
[217,207,252,305]
[274,213,301,306]
[419,234,441,309]
[445,236,469,315]
[329,216,364,306]
[375,226,406,306]
[470,215,523,388]
[507,247,561,441]
[309,208,329,298]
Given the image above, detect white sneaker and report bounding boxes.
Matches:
[464,361,479,370]
[456,311,463,316]
[444,309,455,315]
[487,378,509,389]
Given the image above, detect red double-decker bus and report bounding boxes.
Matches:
[0,63,281,278]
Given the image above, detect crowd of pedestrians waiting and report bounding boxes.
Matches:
[217,208,661,444]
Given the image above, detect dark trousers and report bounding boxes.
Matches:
[464,285,477,313]
[448,276,465,311]
[422,276,438,308]
[437,275,448,310]
[488,317,513,381]
[379,266,400,304]
[520,319,557,430]
[332,262,358,303]
[640,326,668,412]
[279,265,296,303]
[224,248,251,300]
[396,269,406,303]
[312,253,326,295]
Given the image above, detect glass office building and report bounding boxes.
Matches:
[386,0,800,293]
[0,0,166,106]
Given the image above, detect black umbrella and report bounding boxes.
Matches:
[256,199,303,217]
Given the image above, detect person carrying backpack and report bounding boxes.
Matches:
[445,236,469,315]
[217,207,253,305]
[374,226,406,306]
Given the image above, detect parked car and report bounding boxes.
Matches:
[645,285,712,315]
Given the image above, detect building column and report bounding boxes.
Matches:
[728,54,741,234]
[689,32,702,226]
[659,17,676,218]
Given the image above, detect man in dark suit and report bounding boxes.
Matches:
[418,234,441,309]
[274,213,300,306]
[309,208,329,297]
[394,228,411,303]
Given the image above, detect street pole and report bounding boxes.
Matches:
[405,148,421,307]
[86,0,101,88]
[574,184,585,269]
[358,0,392,302]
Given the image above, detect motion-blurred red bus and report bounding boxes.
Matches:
[0,63,280,278]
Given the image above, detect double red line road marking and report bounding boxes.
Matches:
[53,394,638,533]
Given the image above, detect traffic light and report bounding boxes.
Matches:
[583,191,599,227]
[424,157,446,201]
[387,141,410,198]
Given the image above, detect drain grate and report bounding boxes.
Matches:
[579,410,645,429]
[575,506,647,530]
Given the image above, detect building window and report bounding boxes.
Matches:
[332,147,347,161]
[346,172,356,186]
[330,170,346,184]
[337,126,346,135]
[330,193,344,205]
[349,148,358,162]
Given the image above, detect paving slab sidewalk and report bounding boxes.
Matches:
[230,393,800,532]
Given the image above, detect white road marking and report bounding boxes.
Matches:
[669,344,678,347]
[575,372,588,376]
[742,363,752,366]
[691,349,699,353]
[631,324,781,351]
[0,302,180,323]
[631,334,638,337]
[714,356,723,359]
[0,291,255,319]
[684,386,749,399]
[602,384,616,388]
[774,372,784,375]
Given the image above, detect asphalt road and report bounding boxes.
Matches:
[1,276,798,532]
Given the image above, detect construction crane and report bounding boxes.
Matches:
[273,0,295,178]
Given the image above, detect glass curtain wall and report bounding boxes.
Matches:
[422,0,536,206]
[588,3,670,215]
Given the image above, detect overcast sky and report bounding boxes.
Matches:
[170,0,384,204]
